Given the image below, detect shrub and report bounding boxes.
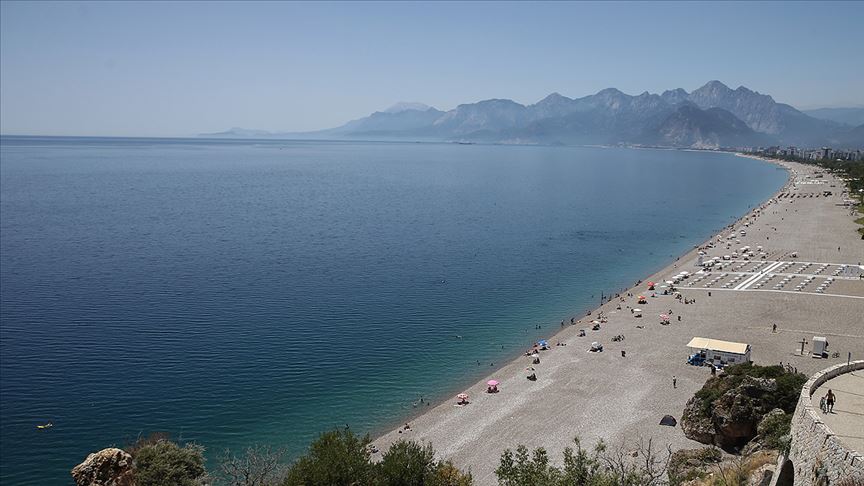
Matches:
[282,428,374,486]
[427,460,473,486]
[131,439,207,486]
[496,445,562,486]
[757,412,792,453]
[376,440,437,486]
[219,444,287,486]
[496,437,670,486]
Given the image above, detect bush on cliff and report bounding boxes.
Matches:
[280,428,472,486]
[131,438,207,486]
[693,364,805,417]
[282,428,374,485]
[377,440,472,486]
[756,410,792,454]
[682,363,806,450]
[496,437,671,486]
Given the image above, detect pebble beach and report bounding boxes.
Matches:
[372,158,864,485]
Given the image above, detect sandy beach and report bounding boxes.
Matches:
[371,159,864,485]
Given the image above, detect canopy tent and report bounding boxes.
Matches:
[686,337,749,355]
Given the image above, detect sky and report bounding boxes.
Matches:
[1,1,862,137]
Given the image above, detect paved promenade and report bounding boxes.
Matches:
[816,370,864,454]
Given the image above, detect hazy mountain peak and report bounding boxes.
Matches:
[384,102,433,113]
[538,92,569,102]
[661,88,689,105]
[596,87,625,97]
[698,80,732,92]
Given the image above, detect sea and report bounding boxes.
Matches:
[0,136,788,484]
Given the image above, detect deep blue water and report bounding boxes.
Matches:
[0,137,786,484]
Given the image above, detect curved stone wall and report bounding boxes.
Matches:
[780,360,864,486]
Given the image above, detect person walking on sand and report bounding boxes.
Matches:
[772,323,777,333]
[672,376,677,389]
[820,395,827,413]
[826,389,836,412]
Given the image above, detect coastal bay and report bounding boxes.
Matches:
[371,159,864,485]
[0,138,792,484]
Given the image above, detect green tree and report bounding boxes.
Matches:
[495,445,563,486]
[374,440,472,486]
[132,439,207,486]
[427,460,473,486]
[376,440,438,486]
[282,428,374,486]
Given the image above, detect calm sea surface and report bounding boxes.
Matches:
[0,137,786,484]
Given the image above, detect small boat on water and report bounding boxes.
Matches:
[36,422,53,430]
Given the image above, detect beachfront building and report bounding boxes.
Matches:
[686,337,751,366]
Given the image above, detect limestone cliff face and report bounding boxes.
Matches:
[71,448,133,486]
[681,375,779,449]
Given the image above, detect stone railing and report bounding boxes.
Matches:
[774,360,864,486]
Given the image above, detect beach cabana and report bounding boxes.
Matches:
[811,337,828,358]
[686,337,751,366]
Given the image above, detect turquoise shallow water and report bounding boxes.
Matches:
[0,137,787,484]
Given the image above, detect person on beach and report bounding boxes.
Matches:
[672,376,677,389]
[826,389,836,412]
[772,323,777,333]
[820,395,827,413]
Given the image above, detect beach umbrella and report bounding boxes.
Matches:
[633,308,642,313]
[680,271,689,275]
[660,314,669,320]
[638,295,646,299]
[537,339,548,346]
[487,380,499,386]
[665,280,675,285]
[457,393,469,400]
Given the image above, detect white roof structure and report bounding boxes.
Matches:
[686,337,750,355]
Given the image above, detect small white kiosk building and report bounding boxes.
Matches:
[811,337,829,358]
[687,337,752,366]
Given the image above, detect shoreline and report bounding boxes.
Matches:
[370,157,800,457]
[370,155,863,485]
[365,154,793,444]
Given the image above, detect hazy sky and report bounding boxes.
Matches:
[2,1,862,137]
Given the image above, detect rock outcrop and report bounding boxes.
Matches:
[682,375,781,449]
[71,448,133,486]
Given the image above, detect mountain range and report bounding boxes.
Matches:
[201,81,864,149]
